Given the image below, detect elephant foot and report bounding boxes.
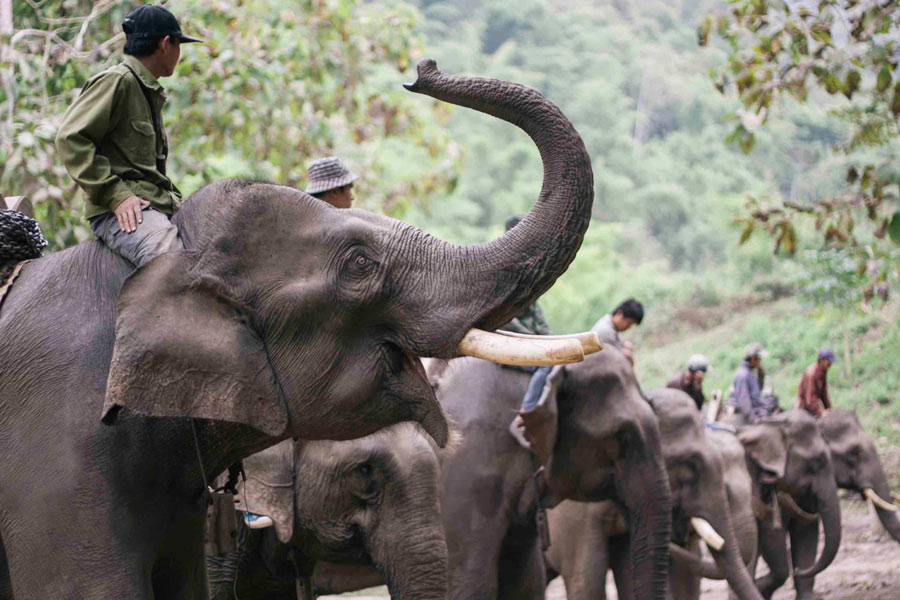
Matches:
[755,574,783,600]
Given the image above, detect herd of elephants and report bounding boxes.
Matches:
[0,59,898,600]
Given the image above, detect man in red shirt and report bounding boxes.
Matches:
[795,347,836,417]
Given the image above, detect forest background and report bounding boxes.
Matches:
[1,0,898,468]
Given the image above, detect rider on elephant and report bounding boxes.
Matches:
[795,347,835,418]
[502,215,558,461]
[55,4,201,267]
[305,156,359,209]
[667,353,709,411]
[590,298,643,364]
[729,343,776,423]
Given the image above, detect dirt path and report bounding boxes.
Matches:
[327,499,900,599]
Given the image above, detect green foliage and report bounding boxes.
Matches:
[707,0,900,288]
[796,249,863,311]
[1,0,456,250]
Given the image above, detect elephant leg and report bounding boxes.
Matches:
[755,521,789,600]
[558,532,609,600]
[669,537,701,600]
[609,534,632,599]
[497,524,546,600]
[445,514,504,600]
[151,508,209,600]
[789,520,818,600]
[0,533,12,600]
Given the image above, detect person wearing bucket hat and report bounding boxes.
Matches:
[55,4,201,267]
[795,347,836,418]
[667,353,710,411]
[728,342,775,423]
[305,157,359,209]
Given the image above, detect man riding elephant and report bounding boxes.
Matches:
[55,4,201,268]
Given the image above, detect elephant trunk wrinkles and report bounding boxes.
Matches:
[402,59,593,353]
[372,519,448,600]
[794,479,841,579]
[704,490,764,600]
[619,447,672,600]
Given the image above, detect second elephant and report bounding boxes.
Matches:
[207,422,446,600]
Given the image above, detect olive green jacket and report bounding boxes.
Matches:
[501,302,551,336]
[56,55,181,220]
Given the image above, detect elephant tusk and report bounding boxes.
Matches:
[864,488,899,512]
[892,492,900,504]
[458,328,584,366]
[690,517,725,551]
[496,329,603,355]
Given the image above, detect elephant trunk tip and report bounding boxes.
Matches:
[403,59,440,93]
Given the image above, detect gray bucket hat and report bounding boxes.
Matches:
[305,157,359,195]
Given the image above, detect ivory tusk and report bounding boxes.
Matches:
[458,328,585,366]
[690,517,725,551]
[864,488,898,512]
[497,330,603,355]
[892,492,900,504]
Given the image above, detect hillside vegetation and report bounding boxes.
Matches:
[408,0,900,451]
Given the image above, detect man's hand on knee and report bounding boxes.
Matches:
[114,195,150,233]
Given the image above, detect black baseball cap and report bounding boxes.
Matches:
[122,4,202,44]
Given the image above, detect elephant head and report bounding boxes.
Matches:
[738,410,841,581]
[647,389,763,600]
[549,347,672,600]
[821,409,900,543]
[99,58,593,446]
[236,422,447,599]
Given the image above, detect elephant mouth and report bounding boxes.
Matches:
[403,350,429,384]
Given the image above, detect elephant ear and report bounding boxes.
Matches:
[240,439,296,543]
[738,424,788,479]
[101,252,288,436]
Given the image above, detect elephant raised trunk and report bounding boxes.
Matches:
[400,58,593,357]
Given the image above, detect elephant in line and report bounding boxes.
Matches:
[738,410,841,600]
[0,59,594,599]
[821,409,900,543]
[435,347,672,600]
[665,425,759,599]
[206,422,446,599]
[545,389,762,600]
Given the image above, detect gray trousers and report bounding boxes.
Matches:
[89,207,182,268]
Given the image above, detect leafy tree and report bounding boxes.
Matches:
[0,0,456,250]
[704,0,900,291]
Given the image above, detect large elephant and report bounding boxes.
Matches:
[545,389,762,600]
[0,59,593,599]
[820,409,900,543]
[206,422,445,599]
[737,410,841,600]
[435,346,671,600]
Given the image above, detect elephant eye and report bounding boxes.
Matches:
[357,463,372,478]
[345,250,376,275]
